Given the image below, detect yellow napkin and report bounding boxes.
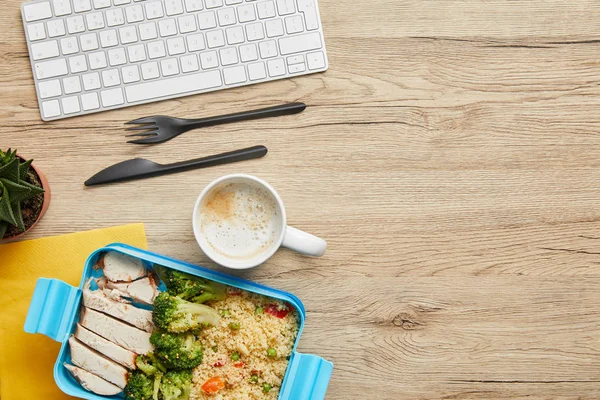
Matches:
[0,224,147,400]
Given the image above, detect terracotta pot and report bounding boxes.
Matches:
[0,160,51,243]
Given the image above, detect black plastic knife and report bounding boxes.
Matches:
[85,145,268,186]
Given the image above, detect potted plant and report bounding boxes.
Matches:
[0,149,51,242]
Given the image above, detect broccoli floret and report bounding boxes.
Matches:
[150,331,203,370]
[153,292,220,333]
[154,265,227,303]
[160,370,192,400]
[124,371,154,400]
[136,353,167,376]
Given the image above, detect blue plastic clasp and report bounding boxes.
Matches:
[24,278,81,343]
[279,353,333,400]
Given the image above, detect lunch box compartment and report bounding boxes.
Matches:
[24,243,333,400]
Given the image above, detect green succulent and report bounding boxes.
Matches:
[0,149,44,239]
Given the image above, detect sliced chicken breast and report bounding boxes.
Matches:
[100,251,147,282]
[80,307,154,355]
[64,363,123,396]
[96,276,159,305]
[83,279,154,332]
[75,324,137,369]
[68,337,128,389]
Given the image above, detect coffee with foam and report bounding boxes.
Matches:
[197,181,282,260]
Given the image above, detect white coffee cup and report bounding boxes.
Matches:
[192,174,327,269]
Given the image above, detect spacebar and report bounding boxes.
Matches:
[125,71,223,103]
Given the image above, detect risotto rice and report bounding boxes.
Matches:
[191,288,299,399]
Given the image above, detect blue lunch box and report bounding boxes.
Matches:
[24,243,333,400]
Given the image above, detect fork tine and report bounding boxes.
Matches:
[127,136,169,145]
[124,125,157,132]
[125,117,155,125]
[125,132,158,138]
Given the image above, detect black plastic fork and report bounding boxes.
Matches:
[125,102,307,144]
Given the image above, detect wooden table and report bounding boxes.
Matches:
[2,1,600,398]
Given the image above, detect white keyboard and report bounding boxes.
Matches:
[21,0,328,121]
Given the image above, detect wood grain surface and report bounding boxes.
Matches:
[2,0,600,399]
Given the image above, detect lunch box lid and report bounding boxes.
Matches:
[24,243,333,400]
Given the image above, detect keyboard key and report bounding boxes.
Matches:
[180,54,199,72]
[148,41,167,59]
[288,62,305,73]
[278,31,321,55]
[257,1,276,19]
[82,72,101,90]
[247,61,266,80]
[38,79,62,99]
[125,70,222,102]
[167,37,186,55]
[81,92,100,111]
[113,0,131,5]
[47,20,66,37]
[198,12,217,30]
[122,65,141,83]
[237,4,256,22]
[88,51,107,69]
[93,0,111,9]
[139,22,158,40]
[125,5,143,23]
[86,12,105,30]
[160,58,180,76]
[219,47,238,65]
[67,15,85,33]
[108,48,127,66]
[68,55,88,73]
[217,8,236,26]
[31,40,59,61]
[185,0,204,12]
[62,96,80,114]
[225,26,244,45]
[178,15,197,33]
[35,58,68,79]
[27,23,46,41]
[52,0,72,16]
[200,50,218,68]
[245,22,264,41]
[285,15,303,34]
[128,44,147,62]
[101,88,125,107]
[258,40,277,58]
[119,26,138,44]
[267,58,285,76]
[306,50,325,69]
[276,0,295,15]
[73,0,92,13]
[23,2,52,22]
[102,69,121,86]
[106,8,125,27]
[239,43,258,62]
[80,33,99,51]
[297,0,319,30]
[226,0,242,4]
[100,29,118,47]
[165,0,184,16]
[63,76,82,94]
[141,61,160,79]
[207,30,225,48]
[42,100,61,118]
[145,1,164,19]
[265,19,283,37]
[159,19,178,37]
[223,65,246,84]
[61,37,79,54]
[286,54,303,64]
[186,33,205,51]
[205,0,223,9]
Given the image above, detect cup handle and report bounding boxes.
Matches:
[282,226,327,257]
